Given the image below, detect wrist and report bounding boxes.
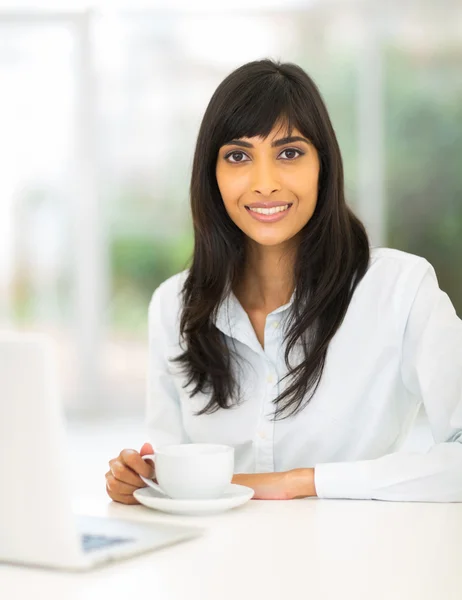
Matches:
[287,468,317,499]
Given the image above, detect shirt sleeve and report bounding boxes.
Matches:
[144,284,188,448]
[314,262,462,502]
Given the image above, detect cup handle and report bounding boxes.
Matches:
[140,454,169,497]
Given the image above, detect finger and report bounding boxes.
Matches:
[140,444,155,469]
[106,483,140,505]
[143,457,155,470]
[106,472,139,495]
[109,459,148,488]
[140,442,154,456]
[120,449,155,479]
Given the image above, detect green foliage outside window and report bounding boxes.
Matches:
[385,46,462,315]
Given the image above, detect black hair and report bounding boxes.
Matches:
[172,59,370,420]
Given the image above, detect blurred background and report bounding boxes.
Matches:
[0,0,461,426]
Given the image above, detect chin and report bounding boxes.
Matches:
[247,232,296,247]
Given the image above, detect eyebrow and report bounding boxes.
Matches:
[222,135,310,149]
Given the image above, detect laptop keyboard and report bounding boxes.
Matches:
[82,533,134,553]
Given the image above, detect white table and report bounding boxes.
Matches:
[2,494,462,600]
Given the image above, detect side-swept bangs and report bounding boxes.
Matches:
[207,64,326,164]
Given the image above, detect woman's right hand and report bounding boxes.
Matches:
[105,442,155,505]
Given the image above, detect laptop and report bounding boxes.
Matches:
[0,331,202,571]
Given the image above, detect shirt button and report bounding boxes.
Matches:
[267,374,274,384]
[272,321,280,329]
[258,431,266,439]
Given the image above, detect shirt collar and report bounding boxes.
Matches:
[213,287,295,354]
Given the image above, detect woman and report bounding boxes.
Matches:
[106,59,462,504]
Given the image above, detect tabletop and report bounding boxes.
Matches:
[1,492,462,600]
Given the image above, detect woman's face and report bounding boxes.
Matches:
[215,122,320,248]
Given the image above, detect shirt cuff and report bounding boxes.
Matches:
[314,460,375,500]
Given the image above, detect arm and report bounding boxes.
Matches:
[145,285,187,447]
[314,262,462,502]
[232,468,317,500]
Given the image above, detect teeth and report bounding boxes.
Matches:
[249,204,290,215]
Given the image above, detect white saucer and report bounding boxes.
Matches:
[133,484,254,516]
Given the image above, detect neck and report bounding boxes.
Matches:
[234,239,297,313]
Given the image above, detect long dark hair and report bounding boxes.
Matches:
[171,59,370,420]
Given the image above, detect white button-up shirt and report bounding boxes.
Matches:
[146,247,462,502]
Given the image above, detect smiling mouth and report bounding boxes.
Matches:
[245,203,293,215]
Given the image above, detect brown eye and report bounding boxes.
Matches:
[279,148,303,160]
[225,151,249,163]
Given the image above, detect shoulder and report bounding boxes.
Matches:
[148,269,189,336]
[338,247,440,343]
[352,246,440,334]
[149,269,188,307]
[367,246,434,293]
[369,246,429,270]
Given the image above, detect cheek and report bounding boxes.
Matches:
[283,170,318,207]
[217,172,246,210]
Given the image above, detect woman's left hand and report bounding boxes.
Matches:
[232,468,317,500]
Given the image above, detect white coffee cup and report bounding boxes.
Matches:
[140,443,234,500]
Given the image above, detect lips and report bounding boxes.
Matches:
[245,203,293,223]
[245,201,291,209]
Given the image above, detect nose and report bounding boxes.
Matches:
[250,159,281,196]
